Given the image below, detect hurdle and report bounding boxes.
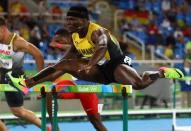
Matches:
[172,80,191,131]
[0,81,132,131]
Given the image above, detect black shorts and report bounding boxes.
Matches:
[0,68,24,107]
[5,91,24,107]
[98,55,132,83]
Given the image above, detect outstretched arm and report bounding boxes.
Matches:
[25,34,79,87]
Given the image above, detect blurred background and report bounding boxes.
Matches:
[0,0,191,131]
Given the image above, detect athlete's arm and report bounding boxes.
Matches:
[88,28,108,66]
[50,33,80,60]
[13,36,44,71]
[49,41,71,51]
[49,35,71,51]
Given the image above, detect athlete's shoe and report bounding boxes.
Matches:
[159,67,184,79]
[46,124,52,131]
[5,72,29,94]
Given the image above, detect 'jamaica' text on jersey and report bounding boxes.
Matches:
[77,47,95,57]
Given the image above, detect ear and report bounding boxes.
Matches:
[84,19,89,24]
[80,18,86,24]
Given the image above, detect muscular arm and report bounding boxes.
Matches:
[13,36,44,71]
[88,28,108,66]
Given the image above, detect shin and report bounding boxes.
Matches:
[88,113,107,131]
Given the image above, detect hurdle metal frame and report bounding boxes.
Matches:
[0,83,132,131]
[40,85,131,131]
[172,80,191,131]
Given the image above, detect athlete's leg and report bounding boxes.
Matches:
[78,93,107,131]
[10,107,41,128]
[0,68,8,131]
[47,92,78,131]
[5,67,42,128]
[113,64,162,90]
[5,92,42,128]
[0,120,7,131]
[46,93,60,131]
[25,59,106,87]
[88,113,107,131]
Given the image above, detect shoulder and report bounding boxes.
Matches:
[91,28,109,42]
[13,35,33,51]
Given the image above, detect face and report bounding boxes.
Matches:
[64,16,87,33]
[51,34,70,45]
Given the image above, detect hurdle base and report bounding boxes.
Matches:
[173,125,191,131]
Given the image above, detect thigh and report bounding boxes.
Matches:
[5,91,24,107]
[58,93,76,99]
[114,64,141,85]
[78,93,98,115]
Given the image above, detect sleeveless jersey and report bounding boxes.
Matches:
[0,33,24,70]
[72,22,123,65]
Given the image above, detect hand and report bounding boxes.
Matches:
[49,41,57,48]
[78,64,93,74]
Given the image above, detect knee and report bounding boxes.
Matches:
[132,79,144,90]
[11,108,25,117]
[132,84,142,90]
[132,76,142,86]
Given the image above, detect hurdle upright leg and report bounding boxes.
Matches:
[122,87,128,131]
[41,87,47,131]
[52,87,58,131]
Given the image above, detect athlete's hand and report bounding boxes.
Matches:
[49,41,57,48]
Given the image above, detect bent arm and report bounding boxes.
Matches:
[88,28,108,66]
[13,36,44,71]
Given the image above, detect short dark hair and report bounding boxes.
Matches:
[0,17,6,26]
[55,28,70,36]
[66,5,89,20]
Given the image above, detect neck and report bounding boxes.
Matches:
[3,31,13,44]
[78,22,89,38]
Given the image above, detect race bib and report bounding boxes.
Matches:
[123,56,132,65]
